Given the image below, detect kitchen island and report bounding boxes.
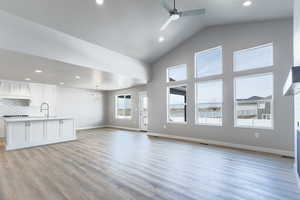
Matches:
[3,117,76,151]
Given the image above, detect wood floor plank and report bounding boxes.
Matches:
[0,128,299,200]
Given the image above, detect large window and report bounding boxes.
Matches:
[196,80,223,126]
[167,85,187,123]
[167,64,187,82]
[234,73,273,129]
[234,43,273,72]
[195,46,222,78]
[116,95,132,119]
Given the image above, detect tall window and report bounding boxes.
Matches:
[167,64,187,82]
[116,95,132,119]
[196,80,223,126]
[195,46,223,126]
[167,85,187,123]
[234,73,273,129]
[234,43,273,72]
[195,46,222,78]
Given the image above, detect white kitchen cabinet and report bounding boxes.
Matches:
[29,84,57,115]
[6,122,29,149]
[0,81,31,99]
[5,118,76,151]
[28,121,45,146]
[60,119,75,140]
[46,120,60,143]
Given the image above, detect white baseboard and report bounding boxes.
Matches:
[76,125,106,131]
[147,132,294,157]
[105,125,141,132]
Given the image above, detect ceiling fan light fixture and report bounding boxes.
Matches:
[170,14,180,21]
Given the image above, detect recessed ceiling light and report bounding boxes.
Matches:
[75,76,81,79]
[158,36,165,43]
[96,0,104,5]
[35,69,43,73]
[59,82,65,85]
[243,1,252,7]
[25,78,31,81]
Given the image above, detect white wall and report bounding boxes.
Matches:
[106,85,146,129]
[294,0,300,176]
[148,19,294,153]
[295,0,300,66]
[56,87,106,129]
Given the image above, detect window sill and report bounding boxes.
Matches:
[167,121,188,125]
[195,123,223,127]
[116,117,132,120]
[234,125,273,130]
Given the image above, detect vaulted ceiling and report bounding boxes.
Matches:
[0,0,293,64]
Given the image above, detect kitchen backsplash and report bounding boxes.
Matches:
[0,99,42,116]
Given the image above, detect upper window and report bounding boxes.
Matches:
[234,43,274,72]
[195,46,223,78]
[234,73,273,129]
[167,64,187,82]
[116,95,132,119]
[167,85,187,123]
[196,80,223,126]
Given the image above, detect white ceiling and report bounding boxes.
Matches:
[0,0,293,64]
[0,49,145,91]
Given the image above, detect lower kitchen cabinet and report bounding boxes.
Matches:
[5,118,76,151]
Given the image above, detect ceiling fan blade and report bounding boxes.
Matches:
[180,9,206,17]
[160,17,173,31]
[160,0,172,12]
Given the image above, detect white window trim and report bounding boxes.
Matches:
[166,64,187,83]
[195,79,223,127]
[233,72,274,130]
[233,43,274,72]
[115,94,133,120]
[167,84,188,124]
[194,46,223,79]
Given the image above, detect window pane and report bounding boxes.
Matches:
[196,80,223,125]
[234,43,273,71]
[235,74,273,128]
[167,64,187,82]
[124,96,132,117]
[168,86,187,123]
[116,95,132,119]
[196,47,222,77]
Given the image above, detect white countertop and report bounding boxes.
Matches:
[2,116,74,122]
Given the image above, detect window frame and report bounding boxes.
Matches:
[195,79,223,126]
[233,43,274,72]
[194,46,223,79]
[166,64,188,83]
[233,72,274,130]
[115,94,133,120]
[167,84,188,124]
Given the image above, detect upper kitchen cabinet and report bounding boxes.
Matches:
[0,80,31,100]
[30,84,57,111]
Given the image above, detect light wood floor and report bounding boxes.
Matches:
[0,128,299,200]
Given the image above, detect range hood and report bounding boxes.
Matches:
[0,80,32,100]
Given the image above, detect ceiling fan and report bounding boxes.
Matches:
[159,0,206,31]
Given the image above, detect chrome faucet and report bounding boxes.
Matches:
[40,102,50,118]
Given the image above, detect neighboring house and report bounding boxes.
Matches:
[236,96,272,119]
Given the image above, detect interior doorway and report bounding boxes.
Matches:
[139,92,148,131]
